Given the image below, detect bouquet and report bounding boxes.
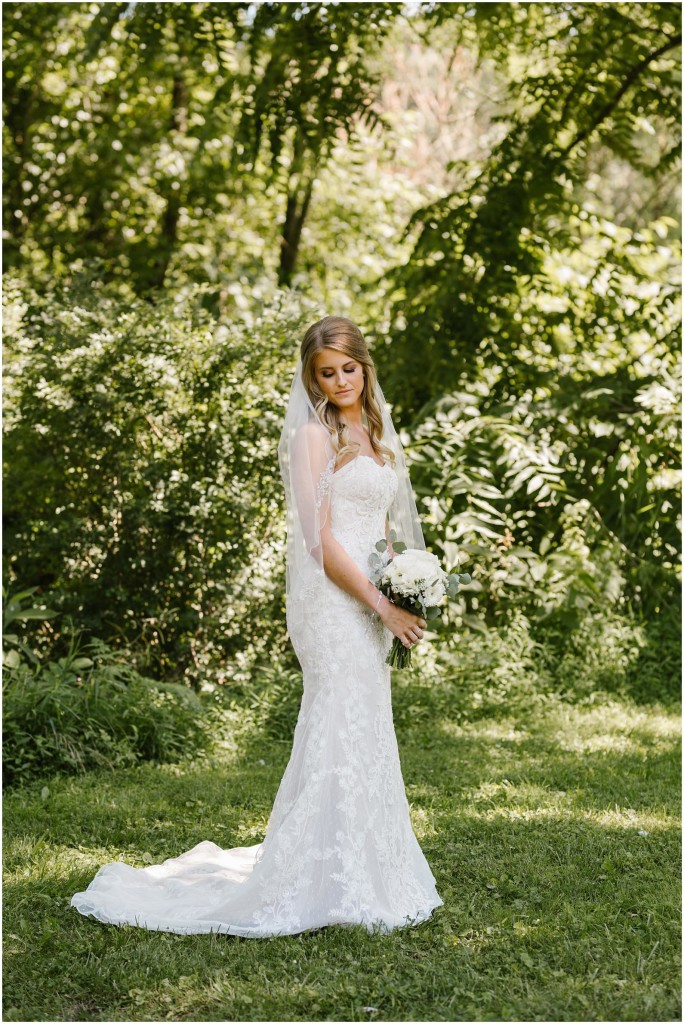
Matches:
[368,529,471,669]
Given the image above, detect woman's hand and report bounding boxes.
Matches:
[377,596,426,649]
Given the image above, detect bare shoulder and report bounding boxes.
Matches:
[298,420,327,438]
[297,421,334,460]
[297,420,329,445]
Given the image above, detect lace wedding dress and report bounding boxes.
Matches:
[70,454,443,937]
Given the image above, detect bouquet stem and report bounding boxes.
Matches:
[386,637,413,669]
[383,593,419,669]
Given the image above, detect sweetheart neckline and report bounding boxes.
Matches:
[332,454,392,477]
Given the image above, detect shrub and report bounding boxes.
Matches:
[389,602,681,731]
[533,600,682,707]
[3,270,321,688]
[2,636,218,789]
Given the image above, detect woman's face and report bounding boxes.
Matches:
[313,347,365,411]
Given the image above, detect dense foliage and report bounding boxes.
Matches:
[3,272,305,686]
[3,634,218,788]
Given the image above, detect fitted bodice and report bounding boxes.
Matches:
[329,455,398,573]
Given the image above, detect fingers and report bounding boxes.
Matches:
[392,609,428,647]
[404,618,426,645]
[402,628,424,647]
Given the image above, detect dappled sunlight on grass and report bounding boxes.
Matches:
[434,699,681,798]
[449,720,532,742]
[408,805,440,840]
[3,683,680,1022]
[461,801,677,830]
[465,778,565,810]
[4,836,105,875]
[457,772,679,825]
[437,699,681,749]
[404,781,442,802]
[539,701,681,752]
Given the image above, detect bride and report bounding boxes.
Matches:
[70,316,443,937]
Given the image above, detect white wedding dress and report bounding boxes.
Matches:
[70,454,443,936]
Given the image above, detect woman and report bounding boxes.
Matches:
[70,316,443,936]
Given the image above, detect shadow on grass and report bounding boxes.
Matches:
[3,677,681,1022]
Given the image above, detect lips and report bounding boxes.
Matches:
[337,390,352,395]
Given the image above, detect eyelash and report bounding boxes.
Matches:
[322,367,355,378]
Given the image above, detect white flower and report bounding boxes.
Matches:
[380,548,448,602]
[423,582,446,606]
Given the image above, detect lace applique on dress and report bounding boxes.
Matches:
[314,455,337,516]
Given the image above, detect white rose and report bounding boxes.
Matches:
[380,548,447,597]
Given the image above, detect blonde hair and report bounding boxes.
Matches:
[300,316,395,466]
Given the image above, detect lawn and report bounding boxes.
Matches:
[3,684,681,1022]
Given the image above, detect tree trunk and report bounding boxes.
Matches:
[147,72,189,291]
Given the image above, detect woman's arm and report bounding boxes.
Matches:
[320,525,425,645]
[295,422,425,643]
[319,525,386,613]
[294,422,382,612]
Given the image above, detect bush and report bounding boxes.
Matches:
[533,600,682,707]
[2,636,218,789]
[3,270,322,689]
[390,608,557,729]
[389,602,681,732]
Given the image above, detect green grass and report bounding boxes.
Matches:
[3,684,681,1022]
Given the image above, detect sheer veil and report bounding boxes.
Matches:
[277,353,425,636]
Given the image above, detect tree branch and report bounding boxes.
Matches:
[560,32,682,158]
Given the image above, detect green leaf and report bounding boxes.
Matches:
[3,650,22,669]
[12,609,58,621]
[71,657,94,670]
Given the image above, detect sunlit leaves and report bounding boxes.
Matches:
[2,274,317,686]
